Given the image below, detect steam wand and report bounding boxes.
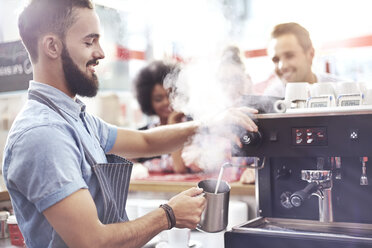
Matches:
[222,157,266,170]
[214,158,266,194]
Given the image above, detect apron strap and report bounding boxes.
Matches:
[29,90,133,224]
[28,90,98,166]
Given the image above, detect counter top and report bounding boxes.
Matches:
[0,191,10,201]
[0,180,255,202]
[129,180,255,196]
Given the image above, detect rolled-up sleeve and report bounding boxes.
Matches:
[86,114,117,153]
[7,125,88,212]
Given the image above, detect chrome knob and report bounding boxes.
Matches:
[301,170,331,182]
[241,131,262,146]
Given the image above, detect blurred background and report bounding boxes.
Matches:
[1,1,372,246]
[2,0,372,89]
[1,0,372,178]
[1,0,372,177]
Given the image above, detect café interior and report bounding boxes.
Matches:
[1,0,372,247]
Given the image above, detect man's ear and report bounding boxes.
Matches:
[41,34,63,59]
[309,47,315,60]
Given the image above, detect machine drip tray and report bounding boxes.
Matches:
[233,217,372,241]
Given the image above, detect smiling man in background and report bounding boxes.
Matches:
[1,0,258,247]
[263,22,344,97]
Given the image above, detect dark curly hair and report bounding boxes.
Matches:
[134,61,175,116]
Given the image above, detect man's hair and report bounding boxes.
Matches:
[134,61,176,116]
[271,22,313,51]
[18,0,94,62]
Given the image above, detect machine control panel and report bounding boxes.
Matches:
[292,127,327,146]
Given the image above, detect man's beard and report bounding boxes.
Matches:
[61,46,99,97]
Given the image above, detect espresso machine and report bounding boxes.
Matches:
[225,107,372,248]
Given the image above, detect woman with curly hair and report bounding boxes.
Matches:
[133,61,201,174]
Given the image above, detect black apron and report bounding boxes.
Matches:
[28,90,133,224]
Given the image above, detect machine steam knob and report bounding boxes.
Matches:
[241,131,262,146]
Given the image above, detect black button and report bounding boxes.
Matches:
[270,131,278,142]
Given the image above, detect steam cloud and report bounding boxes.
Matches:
[155,0,253,171]
[164,52,252,172]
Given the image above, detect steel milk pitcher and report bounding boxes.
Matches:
[197,179,230,233]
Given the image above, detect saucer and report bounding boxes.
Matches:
[155,240,202,248]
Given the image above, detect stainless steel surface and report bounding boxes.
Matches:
[319,188,333,222]
[360,157,369,186]
[221,157,265,170]
[197,179,230,233]
[301,170,331,182]
[297,170,333,222]
[233,217,372,242]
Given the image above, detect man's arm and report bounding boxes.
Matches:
[109,121,200,159]
[109,107,258,159]
[43,187,205,248]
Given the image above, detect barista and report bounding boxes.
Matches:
[2,1,258,247]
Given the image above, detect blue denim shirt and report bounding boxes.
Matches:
[2,81,117,248]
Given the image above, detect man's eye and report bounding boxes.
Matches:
[85,42,93,47]
[272,57,279,63]
[285,54,294,59]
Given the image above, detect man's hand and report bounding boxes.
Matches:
[203,106,259,147]
[207,106,258,132]
[167,187,206,229]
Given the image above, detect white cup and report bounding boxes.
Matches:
[285,82,309,101]
[274,98,307,113]
[334,82,360,96]
[309,82,335,97]
[363,88,372,105]
[358,82,367,96]
[274,99,290,113]
[167,228,190,248]
[227,201,248,231]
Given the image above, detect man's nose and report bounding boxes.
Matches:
[277,60,289,73]
[277,60,284,71]
[94,43,105,60]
